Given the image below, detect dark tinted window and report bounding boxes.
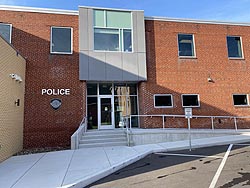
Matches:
[227,36,242,58]
[154,95,173,107]
[182,95,199,107]
[0,23,11,43]
[178,34,195,57]
[87,84,98,95]
[51,27,72,54]
[99,83,112,95]
[233,95,248,106]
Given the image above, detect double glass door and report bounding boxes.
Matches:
[98,96,114,129]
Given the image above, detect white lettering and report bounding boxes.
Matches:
[47,89,53,95]
[42,89,47,95]
[65,89,70,95]
[41,89,71,96]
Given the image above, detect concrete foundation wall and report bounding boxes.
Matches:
[129,129,240,145]
[0,37,26,162]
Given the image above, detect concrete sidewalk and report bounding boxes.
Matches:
[1,134,250,188]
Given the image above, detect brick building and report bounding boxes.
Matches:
[1,5,250,150]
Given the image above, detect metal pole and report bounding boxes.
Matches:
[162,115,165,129]
[211,117,214,131]
[188,117,192,151]
[130,115,132,129]
[234,117,238,131]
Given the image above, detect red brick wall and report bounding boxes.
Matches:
[139,20,250,129]
[0,10,86,148]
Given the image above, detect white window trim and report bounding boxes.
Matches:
[177,33,196,58]
[227,35,244,59]
[93,10,133,53]
[50,26,73,54]
[0,23,12,43]
[232,94,249,106]
[181,94,200,108]
[154,94,173,108]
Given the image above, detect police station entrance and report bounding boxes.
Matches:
[87,83,138,130]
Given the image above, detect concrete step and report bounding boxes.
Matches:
[82,134,126,140]
[84,129,125,135]
[79,141,127,149]
[80,137,127,144]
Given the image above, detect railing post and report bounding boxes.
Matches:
[130,115,132,129]
[187,117,192,151]
[211,117,214,131]
[234,117,238,131]
[162,115,165,129]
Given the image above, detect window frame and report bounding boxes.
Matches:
[232,94,249,106]
[177,33,196,58]
[154,94,173,108]
[181,94,200,108]
[226,36,244,59]
[50,26,73,55]
[0,23,12,43]
[93,9,133,53]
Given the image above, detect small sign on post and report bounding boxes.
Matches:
[185,108,192,119]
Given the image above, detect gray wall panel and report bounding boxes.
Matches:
[122,53,138,81]
[106,53,123,81]
[132,12,138,53]
[88,52,106,80]
[136,12,146,53]
[87,9,94,50]
[138,52,147,80]
[79,51,89,80]
[79,8,89,51]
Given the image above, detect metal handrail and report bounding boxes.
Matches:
[71,116,87,149]
[128,114,250,131]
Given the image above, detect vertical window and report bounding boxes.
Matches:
[178,34,195,57]
[182,94,200,107]
[233,94,248,106]
[154,94,173,108]
[227,36,243,58]
[51,27,73,54]
[0,23,12,43]
[93,9,132,52]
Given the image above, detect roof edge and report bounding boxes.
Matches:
[145,16,250,26]
[78,5,144,12]
[0,5,78,15]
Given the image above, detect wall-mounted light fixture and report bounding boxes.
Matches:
[15,99,20,106]
[207,73,214,83]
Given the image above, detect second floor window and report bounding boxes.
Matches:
[93,9,132,52]
[227,36,243,58]
[51,26,73,54]
[178,34,195,57]
[0,23,12,43]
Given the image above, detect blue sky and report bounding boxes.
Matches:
[1,0,250,22]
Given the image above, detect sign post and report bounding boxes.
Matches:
[185,108,192,151]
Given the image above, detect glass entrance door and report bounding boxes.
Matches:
[98,96,114,129]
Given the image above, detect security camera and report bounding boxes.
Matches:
[9,74,16,79]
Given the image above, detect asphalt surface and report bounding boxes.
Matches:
[88,143,250,188]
